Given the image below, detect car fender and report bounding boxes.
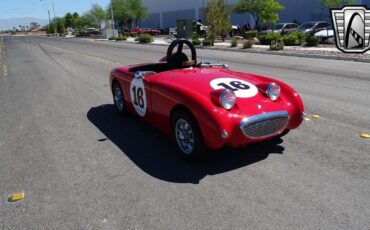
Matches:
[151,81,230,150]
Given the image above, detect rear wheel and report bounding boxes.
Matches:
[112,82,127,115]
[171,109,209,161]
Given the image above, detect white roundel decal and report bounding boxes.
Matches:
[130,77,147,117]
[210,78,258,98]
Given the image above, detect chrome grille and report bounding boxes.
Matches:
[240,111,289,138]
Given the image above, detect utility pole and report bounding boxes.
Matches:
[52,1,55,18]
[110,0,116,36]
[48,9,51,25]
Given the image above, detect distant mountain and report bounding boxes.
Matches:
[0,17,49,30]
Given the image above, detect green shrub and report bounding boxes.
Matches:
[270,40,284,50]
[230,38,238,47]
[282,31,306,46]
[282,34,299,46]
[115,36,127,41]
[258,32,281,45]
[243,40,253,49]
[192,33,200,40]
[108,36,118,41]
[305,35,319,47]
[137,33,153,43]
[192,39,201,45]
[244,30,258,39]
[123,32,130,37]
[202,39,213,46]
[129,32,138,37]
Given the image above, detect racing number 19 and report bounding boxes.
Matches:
[132,86,144,108]
[218,81,250,91]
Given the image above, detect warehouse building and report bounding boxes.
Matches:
[141,0,368,29]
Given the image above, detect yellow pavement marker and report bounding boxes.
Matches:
[311,114,320,119]
[9,192,25,202]
[360,133,370,139]
[3,65,7,76]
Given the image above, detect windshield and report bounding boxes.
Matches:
[298,22,315,29]
[273,24,285,30]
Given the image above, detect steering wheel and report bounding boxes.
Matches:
[167,39,197,68]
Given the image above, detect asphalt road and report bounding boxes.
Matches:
[0,36,369,230]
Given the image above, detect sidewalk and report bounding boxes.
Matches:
[92,36,370,62]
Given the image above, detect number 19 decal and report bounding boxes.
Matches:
[210,78,258,98]
[130,77,147,117]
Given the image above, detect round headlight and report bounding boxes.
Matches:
[266,83,281,101]
[219,89,236,110]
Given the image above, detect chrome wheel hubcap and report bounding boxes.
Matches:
[114,85,124,111]
[175,119,195,154]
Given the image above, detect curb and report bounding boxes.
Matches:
[196,46,370,63]
[96,39,370,63]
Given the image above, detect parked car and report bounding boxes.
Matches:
[130,28,160,36]
[86,28,100,36]
[260,23,299,35]
[296,21,329,36]
[193,21,208,37]
[314,25,335,43]
[109,39,305,160]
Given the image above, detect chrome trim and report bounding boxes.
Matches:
[199,63,229,69]
[266,82,280,101]
[219,89,236,110]
[240,111,289,139]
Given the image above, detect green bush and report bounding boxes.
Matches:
[230,38,238,47]
[258,32,282,45]
[270,40,284,50]
[282,31,306,46]
[115,36,127,41]
[202,39,213,46]
[192,39,201,45]
[129,32,138,37]
[108,36,118,41]
[243,40,253,49]
[305,35,319,47]
[244,30,258,39]
[192,33,200,40]
[123,32,130,37]
[137,33,153,43]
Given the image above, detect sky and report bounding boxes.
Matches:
[0,0,110,19]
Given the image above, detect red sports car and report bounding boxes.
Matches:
[110,39,304,160]
[130,28,160,36]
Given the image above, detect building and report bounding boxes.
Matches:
[141,0,368,29]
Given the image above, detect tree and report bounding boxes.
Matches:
[52,17,65,35]
[30,22,40,30]
[205,0,231,42]
[127,0,148,27]
[108,0,148,29]
[47,24,55,34]
[321,0,355,9]
[89,4,107,30]
[65,13,74,28]
[233,0,284,30]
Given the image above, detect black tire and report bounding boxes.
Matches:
[112,82,127,115]
[171,109,209,161]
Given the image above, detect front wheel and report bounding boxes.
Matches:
[171,110,209,161]
[112,82,127,115]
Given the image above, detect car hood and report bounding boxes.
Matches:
[151,67,290,115]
